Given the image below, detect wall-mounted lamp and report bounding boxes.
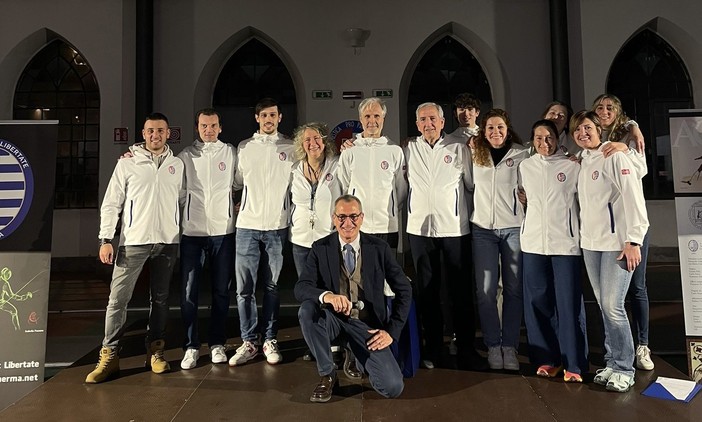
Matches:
[342,28,371,55]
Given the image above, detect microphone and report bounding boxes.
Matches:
[322,300,364,311]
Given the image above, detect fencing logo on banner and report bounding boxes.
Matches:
[0,139,34,239]
[688,200,702,230]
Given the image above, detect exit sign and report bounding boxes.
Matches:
[373,89,393,98]
[312,90,333,99]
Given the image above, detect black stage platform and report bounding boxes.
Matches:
[0,259,699,421]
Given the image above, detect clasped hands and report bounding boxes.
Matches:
[322,293,393,351]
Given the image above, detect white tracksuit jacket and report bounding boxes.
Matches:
[99,143,184,245]
[519,151,581,255]
[337,134,407,234]
[447,126,479,143]
[179,139,237,237]
[290,156,342,248]
[471,144,529,230]
[603,129,648,178]
[578,142,649,251]
[234,132,295,231]
[405,135,473,237]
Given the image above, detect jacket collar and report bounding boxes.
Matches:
[129,142,172,160]
[326,232,372,292]
[354,134,390,147]
[193,139,224,152]
[252,132,282,143]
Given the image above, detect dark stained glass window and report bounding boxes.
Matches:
[13,39,100,208]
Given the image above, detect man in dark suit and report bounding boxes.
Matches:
[295,194,412,402]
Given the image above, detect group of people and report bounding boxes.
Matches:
[85,92,654,400]
[86,101,294,387]
[514,96,650,393]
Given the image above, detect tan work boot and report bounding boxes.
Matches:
[148,339,170,374]
[85,347,119,383]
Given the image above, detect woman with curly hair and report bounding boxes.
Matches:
[471,108,529,371]
[290,122,342,275]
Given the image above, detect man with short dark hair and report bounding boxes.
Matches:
[178,108,237,369]
[229,98,295,366]
[447,92,481,149]
[295,194,412,402]
[87,113,184,383]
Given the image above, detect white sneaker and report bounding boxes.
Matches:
[228,341,258,366]
[421,359,435,370]
[502,347,519,371]
[593,367,614,385]
[210,345,227,364]
[636,345,654,370]
[263,339,282,365]
[487,346,503,370]
[606,372,635,393]
[180,348,199,370]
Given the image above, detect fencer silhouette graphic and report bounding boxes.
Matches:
[0,267,33,330]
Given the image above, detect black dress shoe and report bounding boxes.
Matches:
[310,373,337,403]
[343,348,362,380]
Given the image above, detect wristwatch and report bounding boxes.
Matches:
[99,238,112,246]
[629,242,640,247]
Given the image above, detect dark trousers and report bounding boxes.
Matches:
[292,243,311,278]
[408,234,475,361]
[180,233,234,349]
[369,232,399,248]
[627,230,650,346]
[522,252,588,374]
[298,300,404,398]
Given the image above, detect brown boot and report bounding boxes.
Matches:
[148,339,170,374]
[85,347,119,383]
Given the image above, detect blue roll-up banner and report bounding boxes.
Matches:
[0,120,57,411]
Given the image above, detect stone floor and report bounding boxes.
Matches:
[1,257,700,421]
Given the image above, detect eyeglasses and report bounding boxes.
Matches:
[334,213,362,223]
[304,136,325,143]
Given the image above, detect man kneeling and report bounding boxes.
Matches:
[294,194,412,402]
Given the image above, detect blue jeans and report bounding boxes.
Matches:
[292,243,311,278]
[103,244,178,348]
[583,249,635,376]
[472,226,522,349]
[180,234,234,349]
[235,228,287,341]
[522,253,588,374]
[627,230,650,346]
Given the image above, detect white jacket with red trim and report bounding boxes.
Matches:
[99,143,184,245]
[578,142,649,251]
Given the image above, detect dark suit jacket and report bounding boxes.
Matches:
[294,232,412,342]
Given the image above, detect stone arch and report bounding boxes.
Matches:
[194,27,304,141]
[604,17,697,198]
[398,22,507,140]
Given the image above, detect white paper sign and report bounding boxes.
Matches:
[675,196,702,335]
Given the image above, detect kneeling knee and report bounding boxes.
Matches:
[298,300,319,322]
[383,377,404,399]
